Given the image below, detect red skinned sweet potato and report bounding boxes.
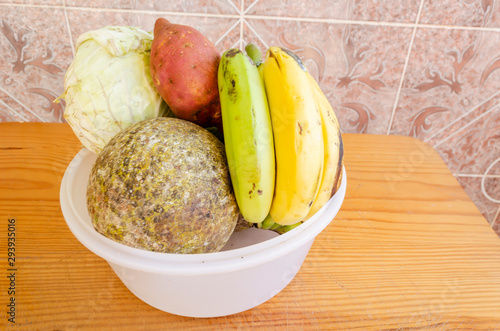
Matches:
[150,18,222,131]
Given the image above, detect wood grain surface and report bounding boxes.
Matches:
[1,123,500,330]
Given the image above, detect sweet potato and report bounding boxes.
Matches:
[150,18,222,131]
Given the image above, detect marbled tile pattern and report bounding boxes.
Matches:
[0,0,499,236]
[420,0,499,27]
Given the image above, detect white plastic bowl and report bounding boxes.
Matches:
[60,148,346,317]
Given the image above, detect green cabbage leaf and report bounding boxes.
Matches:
[59,26,170,154]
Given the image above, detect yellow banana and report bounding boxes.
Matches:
[247,43,301,232]
[262,46,324,225]
[305,73,344,219]
[218,48,275,224]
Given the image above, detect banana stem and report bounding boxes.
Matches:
[257,213,303,234]
[245,43,263,67]
[270,222,281,231]
[258,214,275,230]
[275,222,302,234]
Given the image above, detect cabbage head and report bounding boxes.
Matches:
[60,26,170,154]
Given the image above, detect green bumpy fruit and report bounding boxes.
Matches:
[86,117,239,254]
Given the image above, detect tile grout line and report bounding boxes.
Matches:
[455,174,500,178]
[385,0,425,135]
[225,0,240,15]
[424,90,500,143]
[244,18,269,50]
[243,0,260,15]
[244,14,500,32]
[0,100,29,122]
[242,0,270,50]
[433,103,500,148]
[214,19,241,46]
[230,38,240,49]
[0,87,47,122]
[481,157,500,204]
[62,0,75,57]
[417,22,500,32]
[493,206,500,226]
[2,3,500,32]
[239,8,244,50]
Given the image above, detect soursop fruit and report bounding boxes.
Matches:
[86,117,239,254]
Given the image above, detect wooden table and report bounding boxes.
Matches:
[1,122,500,330]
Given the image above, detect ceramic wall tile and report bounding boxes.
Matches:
[331,24,413,134]
[434,105,500,174]
[219,19,243,50]
[65,0,240,14]
[425,93,500,149]
[133,0,240,14]
[485,151,500,176]
[66,9,238,51]
[244,0,351,20]
[420,0,499,27]
[494,208,500,234]
[66,9,138,39]
[0,6,72,122]
[456,176,500,236]
[65,0,133,9]
[350,0,421,23]
[390,28,500,140]
[0,89,43,121]
[244,0,420,22]
[0,0,61,4]
[483,175,500,204]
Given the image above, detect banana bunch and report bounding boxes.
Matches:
[218,44,343,231]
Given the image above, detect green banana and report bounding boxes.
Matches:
[218,48,275,224]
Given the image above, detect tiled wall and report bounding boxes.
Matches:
[1,1,499,235]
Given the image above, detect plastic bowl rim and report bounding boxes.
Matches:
[60,148,347,275]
